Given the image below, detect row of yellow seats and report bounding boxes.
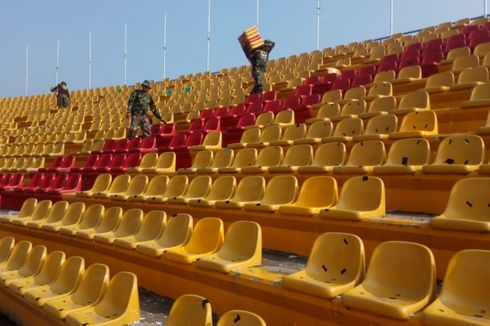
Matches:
[0,142,64,158]
[0,236,140,325]
[188,134,489,175]
[0,156,44,172]
[93,127,127,140]
[1,200,262,271]
[13,132,86,146]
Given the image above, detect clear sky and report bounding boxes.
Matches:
[0,0,486,98]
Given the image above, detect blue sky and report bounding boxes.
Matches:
[0,0,486,98]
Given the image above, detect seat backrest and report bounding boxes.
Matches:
[283,144,313,167]
[469,82,490,100]
[167,294,212,326]
[345,140,385,166]
[217,310,266,326]
[313,142,346,166]
[432,135,485,165]
[144,175,169,196]
[316,103,341,119]
[5,241,32,271]
[108,174,131,193]
[168,133,187,147]
[156,152,176,170]
[281,124,307,141]
[50,256,85,294]
[398,111,438,133]
[17,198,38,219]
[333,118,364,137]
[183,176,212,198]
[364,114,398,135]
[138,153,158,169]
[321,89,342,103]
[0,236,15,263]
[232,176,266,202]
[205,176,236,201]
[255,112,274,126]
[157,213,193,247]
[336,176,385,211]
[17,245,46,277]
[60,202,86,226]
[183,217,224,254]
[32,250,65,285]
[202,131,222,147]
[441,178,490,221]
[90,174,112,193]
[261,175,298,205]
[190,150,213,169]
[452,54,480,71]
[397,65,422,80]
[29,200,53,221]
[210,149,234,168]
[95,207,123,233]
[216,221,262,262]
[135,211,166,241]
[398,91,430,110]
[239,127,261,144]
[124,175,148,196]
[343,87,366,102]
[78,204,105,229]
[425,71,455,88]
[95,154,113,168]
[256,146,283,167]
[232,148,257,168]
[294,176,338,208]
[274,109,295,125]
[341,100,366,117]
[446,47,471,60]
[385,138,431,166]
[114,208,143,237]
[373,71,396,83]
[457,66,489,84]
[71,263,110,304]
[306,121,333,138]
[163,175,189,198]
[92,272,139,319]
[44,201,70,223]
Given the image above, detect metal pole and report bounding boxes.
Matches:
[55,40,60,85]
[256,0,260,27]
[316,0,320,50]
[124,24,127,85]
[390,0,394,35]
[25,45,29,96]
[89,32,92,89]
[163,14,167,80]
[206,0,211,72]
[485,0,488,17]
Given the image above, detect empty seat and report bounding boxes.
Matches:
[0,237,14,263]
[93,208,143,244]
[10,200,52,226]
[113,210,166,249]
[189,176,236,207]
[423,135,484,174]
[319,176,385,220]
[294,121,333,144]
[0,245,46,287]
[219,148,257,173]
[41,202,85,232]
[365,82,393,101]
[269,144,314,172]
[306,103,341,123]
[392,65,422,84]
[191,131,222,151]
[92,174,130,198]
[166,294,212,326]
[75,207,123,240]
[59,204,105,236]
[332,100,367,121]
[280,176,338,215]
[228,127,261,149]
[395,91,430,114]
[461,82,490,108]
[64,272,140,326]
[324,118,364,142]
[126,152,158,172]
[271,123,307,146]
[148,151,176,173]
[247,125,282,148]
[341,241,436,320]
[136,213,192,257]
[424,71,455,93]
[359,96,396,118]
[390,111,438,139]
[26,201,69,229]
[164,217,224,263]
[283,232,364,298]
[128,175,170,203]
[298,142,346,173]
[431,178,490,232]
[178,150,213,174]
[194,221,262,273]
[273,109,295,126]
[353,114,398,141]
[241,146,283,173]
[110,175,149,201]
[167,175,212,204]
[0,240,32,276]
[334,141,386,174]
[76,174,112,197]
[374,138,431,174]
[0,198,37,223]
[452,54,480,73]
[215,176,266,209]
[217,310,266,326]
[197,149,234,173]
[422,249,490,326]
[43,263,110,319]
[248,112,273,129]
[477,112,490,135]
[24,256,85,307]
[244,175,298,212]
[451,66,489,90]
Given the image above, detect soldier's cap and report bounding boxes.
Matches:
[263,39,274,47]
[141,80,151,89]
[60,81,67,86]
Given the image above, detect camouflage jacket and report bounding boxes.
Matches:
[50,84,70,98]
[127,89,163,120]
[250,41,275,70]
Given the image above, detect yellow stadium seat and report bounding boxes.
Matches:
[64,271,140,326]
[247,125,282,148]
[331,100,366,121]
[319,176,385,220]
[422,249,490,326]
[0,245,46,286]
[341,87,366,104]
[93,174,130,198]
[334,140,386,174]
[248,112,273,129]
[374,138,430,174]
[164,217,224,264]
[372,71,396,86]
[166,294,213,326]
[395,91,430,114]
[113,210,166,249]
[341,241,436,320]
[392,65,422,84]
[0,198,37,223]
[93,208,143,244]
[59,204,105,236]
[244,175,298,212]
[0,237,15,263]
[451,54,480,73]
[110,175,148,201]
[477,112,490,135]
[359,96,396,118]
[149,152,176,173]
[126,152,158,173]
[294,121,333,144]
[431,178,490,232]
[215,176,265,209]
[194,220,262,273]
[189,176,236,207]
[441,47,471,64]
[279,176,338,215]
[273,109,295,127]
[306,103,341,123]
[461,82,490,108]
[191,131,222,151]
[167,175,212,204]
[271,123,307,146]
[423,135,484,174]
[136,213,192,257]
[75,207,123,240]
[8,250,65,296]
[241,146,283,173]
[474,41,490,57]
[269,144,314,173]
[353,114,398,141]
[43,263,110,319]
[0,240,31,275]
[127,175,168,202]
[390,111,438,139]
[76,174,112,197]
[219,148,257,173]
[178,150,213,173]
[283,232,364,298]
[298,142,346,173]
[451,66,489,90]
[41,202,86,232]
[228,127,261,149]
[324,118,364,142]
[24,256,85,307]
[26,201,69,230]
[423,71,455,93]
[198,148,234,173]
[217,310,266,326]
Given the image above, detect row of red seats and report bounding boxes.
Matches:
[0,172,81,194]
[73,152,141,173]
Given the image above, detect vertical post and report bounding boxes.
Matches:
[55,40,60,85]
[256,0,260,27]
[390,0,394,35]
[485,0,488,17]
[89,32,92,89]
[316,0,320,50]
[124,24,127,85]
[206,0,211,72]
[163,14,167,80]
[25,45,29,96]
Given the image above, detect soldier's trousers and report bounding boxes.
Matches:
[251,67,265,94]
[57,95,70,109]
[128,114,151,138]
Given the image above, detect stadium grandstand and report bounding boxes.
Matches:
[0,0,489,325]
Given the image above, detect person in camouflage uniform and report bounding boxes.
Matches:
[126,80,164,138]
[248,39,275,94]
[50,81,70,109]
